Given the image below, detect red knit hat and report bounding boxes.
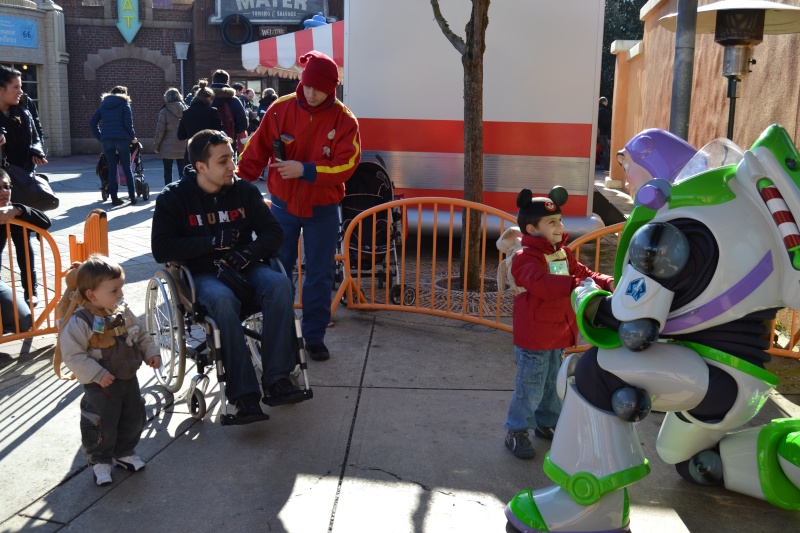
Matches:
[299,51,339,95]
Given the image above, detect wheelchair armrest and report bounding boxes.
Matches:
[165,262,197,311]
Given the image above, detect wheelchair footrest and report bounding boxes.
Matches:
[220,412,271,426]
[261,388,313,407]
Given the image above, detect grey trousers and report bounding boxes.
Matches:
[80,378,146,465]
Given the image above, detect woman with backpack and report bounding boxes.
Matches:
[153,88,188,185]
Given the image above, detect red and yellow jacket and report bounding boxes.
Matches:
[237,83,361,217]
[511,233,614,350]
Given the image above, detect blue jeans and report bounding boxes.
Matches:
[194,262,296,401]
[0,280,31,333]
[271,200,339,345]
[103,139,136,200]
[504,347,564,432]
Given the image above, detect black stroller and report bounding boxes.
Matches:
[96,141,149,202]
[337,157,415,306]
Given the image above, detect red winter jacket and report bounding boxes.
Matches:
[511,233,614,350]
[236,83,361,217]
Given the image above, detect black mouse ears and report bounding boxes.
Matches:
[516,186,569,209]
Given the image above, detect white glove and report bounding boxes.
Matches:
[571,278,599,314]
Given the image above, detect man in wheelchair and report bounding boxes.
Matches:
[151,129,308,424]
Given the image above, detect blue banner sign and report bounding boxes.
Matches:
[0,16,38,49]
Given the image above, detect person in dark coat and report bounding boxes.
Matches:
[597,97,612,172]
[0,65,49,306]
[258,88,278,121]
[177,85,224,165]
[89,86,138,206]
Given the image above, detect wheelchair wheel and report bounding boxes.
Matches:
[101,181,108,202]
[142,182,150,201]
[403,287,416,306]
[145,269,186,393]
[188,388,207,420]
[135,176,142,197]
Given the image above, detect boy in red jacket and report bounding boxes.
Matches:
[504,187,614,459]
[237,51,361,362]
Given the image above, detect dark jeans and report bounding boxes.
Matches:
[598,134,611,171]
[271,201,339,345]
[80,379,146,465]
[162,157,187,185]
[194,262,296,401]
[102,139,136,200]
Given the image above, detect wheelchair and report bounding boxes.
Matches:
[144,260,313,426]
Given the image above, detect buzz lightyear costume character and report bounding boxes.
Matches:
[505,124,800,533]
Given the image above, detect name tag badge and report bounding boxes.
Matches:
[92,316,106,334]
[549,260,569,275]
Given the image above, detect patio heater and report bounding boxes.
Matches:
[174,42,190,96]
[660,0,800,141]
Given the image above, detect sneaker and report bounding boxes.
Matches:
[25,295,38,307]
[115,454,146,472]
[534,426,556,440]
[92,463,113,485]
[263,377,305,406]
[129,197,138,206]
[111,198,125,206]
[306,343,330,361]
[234,393,264,419]
[505,431,536,459]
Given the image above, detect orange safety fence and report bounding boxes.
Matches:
[332,197,518,331]
[330,200,800,360]
[0,210,108,345]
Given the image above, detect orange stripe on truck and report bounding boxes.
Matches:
[359,119,592,158]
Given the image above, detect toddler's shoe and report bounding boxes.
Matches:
[505,430,536,459]
[534,425,556,440]
[92,463,113,485]
[115,454,146,472]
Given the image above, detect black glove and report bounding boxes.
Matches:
[211,228,239,250]
[222,247,255,271]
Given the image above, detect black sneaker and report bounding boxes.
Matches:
[306,343,330,361]
[129,197,138,205]
[534,426,556,440]
[505,431,536,459]
[233,393,263,420]
[263,377,305,406]
[111,198,125,206]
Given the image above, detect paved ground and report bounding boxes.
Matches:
[0,156,799,532]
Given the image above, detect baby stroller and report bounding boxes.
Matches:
[337,156,415,306]
[96,141,149,202]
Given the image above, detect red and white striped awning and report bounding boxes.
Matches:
[241,20,344,79]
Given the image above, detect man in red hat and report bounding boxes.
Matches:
[238,50,361,362]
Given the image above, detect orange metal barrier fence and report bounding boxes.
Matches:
[330,200,800,360]
[0,210,108,344]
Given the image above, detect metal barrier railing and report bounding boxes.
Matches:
[0,209,109,344]
[331,201,800,360]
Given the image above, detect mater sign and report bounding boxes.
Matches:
[208,0,327,25]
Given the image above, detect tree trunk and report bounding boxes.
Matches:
[460,1,489,292]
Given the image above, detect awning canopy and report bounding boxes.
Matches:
[242,20,344,79]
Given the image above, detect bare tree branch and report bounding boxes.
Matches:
[430,0,467,55]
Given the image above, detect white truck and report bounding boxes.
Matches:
[243,0,606,232]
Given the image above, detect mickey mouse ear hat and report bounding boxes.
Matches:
[517,186,569,218]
